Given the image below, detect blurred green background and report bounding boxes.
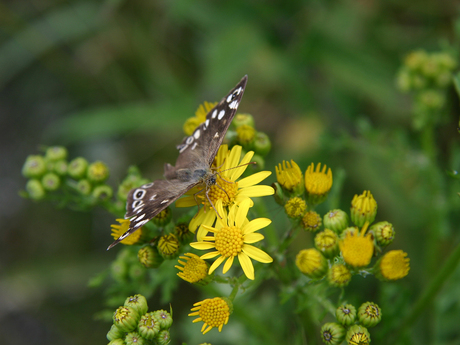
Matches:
[2,0,460,344]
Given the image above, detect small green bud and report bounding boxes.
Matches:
[124,294,148,317]
[153,310,173,329]
[370,221,395,246]
[233,113,255,128]
[236,124,256,150]
[107,324,125,341]
[138,312,161,340]
[87,161,110,183]
[108,339,125,345]
[26,179,46,200]
[41,173,60,191]
[314,229,339,258]
[301,211,322,232]
[45,146,68,161]
[125,332,148,345]
[22,155,47,178]
[53,160,68,176]
[327,263,351,288]
[253,131,271,157]
[76,179,92,195]
[323,209,349,234]
[111,259,129,282]
[155,329,171,345]
[251,154,265,170]
[320,322,346,345]
[345,325,371,344]
[152,207,172,227]
[92,185,113,201]
[350,191,377,228]
[358,302,382,328]
[128,263,146,281]
[68,157,88,179]
[113,306,139,332]
[336,304,357,326]
[340,226,358,239]
[174,222,194,244]
[138,246,164,268]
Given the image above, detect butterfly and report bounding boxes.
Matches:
[107,75,248,250]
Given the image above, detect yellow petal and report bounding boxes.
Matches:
[190,242,215,250]
[244,233,264,243]
[175,196,197,208]
[238,185,275,198]
[230,150,254,181]
[238,252,254,280]
[235,198,251,228]
[222,256,234,274]
[209,255,226,274]
[238,171,272,188]
[242,218,271,235]
[201,251,221,259]
[226,146,242,172]
[195,211,218,241]
[242,244,273,263]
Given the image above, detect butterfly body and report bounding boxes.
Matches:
[107,75,248,250]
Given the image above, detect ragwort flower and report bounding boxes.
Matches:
[339,222,374,268]
[190,198,273,280]
[304,163,333,205]
[111,219,142,245]
[189,297,232,334]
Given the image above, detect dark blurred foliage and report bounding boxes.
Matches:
[1,0,460,344]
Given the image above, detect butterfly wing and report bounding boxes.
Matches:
[174,75,248,169]
[107,179,198,250]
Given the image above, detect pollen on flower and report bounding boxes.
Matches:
[284,197,307,218]
[339,223,374,268]
[215,226,244,257]
[304,162,333,196]
[176,253,210,284]
[189,297,231,334]
[377,250,410,280]
[206,176,239,207]
[111,219,142,245]
[275,160,303,191]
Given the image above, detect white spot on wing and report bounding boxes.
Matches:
[204,119,209,129]
[214,132,219,138]
[226,94,233,103]
[235,87,242,95]
[212,110,217,119]
[229,100,238,109]
[186,136,194,144]
[179,145,188,153]
[160,199,169,204]
[137,219,149,227]
[133,189,146,200]
[150,194,157,200]
[218,110,225,120]
[192,142,198,150]
[135,213,145,221]
[136,208,143,214]
[142,182,154,188]
[194,129,200,139]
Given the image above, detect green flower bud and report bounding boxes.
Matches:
[350,191,377,228]
[129,263,146,281]
[108,339,125,345]
[53,160,68,176]
[336,304,357,326]
[111,259,129,282]
[26,179,46,200]
[251,154,265,170]
[153,310,173,329]
[157,234,180,259]
[138,312,161,340]
[113,306,139,332]
[152,207,172,227]
[284,197,306,219]
[125,332,148,345]
[345,325,371,345]
[87,161,110,183]
[370,221,395,246]
[253,131,271,157]
[295,248,328,279]
[236,124,256,150]
[124,294,148,317]
[138,246,164,268]
[233,113,255,128]
[45,146,68,161]
[314,229,339,258]
[340,226,358,239]
[418,89,445,110]
[22,155,47,178]
[92,185,113,201]
[107,324,125,341]
[155,330,171,345]
[323,209,349,234]
[327,263,351,288]
[301,211,322,232]
[68,157,88,179]
[320,322,346,345]
[272,182,287,206]
[174,222,194,244]
[358,302,382,328]
[76,179,92,195]
[41,173,60,191]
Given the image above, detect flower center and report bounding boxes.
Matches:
[199,298,230,328]
[207,175,238,207]
[214,226,244,258]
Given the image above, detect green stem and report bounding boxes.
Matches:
[393,240,460,340]
[228,274,248,301]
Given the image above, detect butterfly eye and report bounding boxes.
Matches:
[133,189,146,199]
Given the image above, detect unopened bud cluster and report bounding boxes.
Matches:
[108,293,173,345]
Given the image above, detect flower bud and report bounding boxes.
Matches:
[41,173,60,191]
[108,339,125,345]
[113,306,139,332]
[26,179,46,200]
[315,229,339,258]
[87,161,109,183]
[236,124,256,150]
[304,163,333,205]
[129,263,146,281]
[53,160,68,176]
[251,154,265,170]
[138,312,161,340]
[153,309,173,329]
[176,253,211,285]
[155,330,171,345]
[22,155,47,178]
[295,248,328,279]
[272,182,287,206]
[138,246,164,268]
[174,222,194,244]
[301,211,322,232]
[284,197,306,219]
[275,160,303,195]
[106,324,124,341]
[125,332,148,345]
[152,207,172,227]
[374,250,410,281]
[111,259,129,282]
[320,322,346,345]
[45,146,68,161]
[350,191,377,227]
[68,157,89,179]
[157,234,180,259]
[335,304,357,326]
[233,113,255,128]
[358,302,382,328]
[370,221,395,246]
[92,185,113,201]
[323,209,349,234]
[327,263,351,288]
[124,294,148,317]
[345,325,371,345]
[253,131,271,157]
[76,179,92,195]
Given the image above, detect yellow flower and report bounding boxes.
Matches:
[189,297,232,334]
[346,325,371,345]
[176,145,274,240]
[328,263,352,287]
[175,253,211,284]
[339,222,374,268]
[111,219,142,245]
[350,190,377,227]
[236,124,256,145]
[183,101,217,135]
[276,160,303,192]
[284,197,307,219]
[295,248,328,279]
[301,211,322,232]
[375,250,410,281]
[304,163,333,205]
[190,199,273,280]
